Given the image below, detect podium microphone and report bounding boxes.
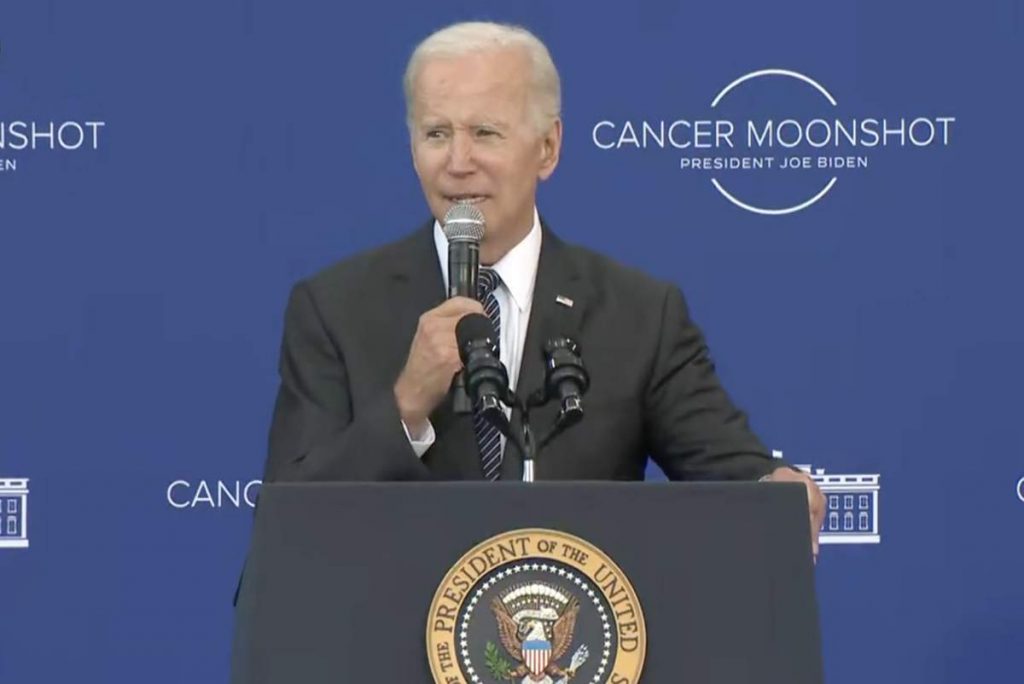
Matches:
[456,313,510,428]
[541,337,589,440]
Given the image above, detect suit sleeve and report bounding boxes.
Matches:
[644,285,785,481]
[262,281,432,482]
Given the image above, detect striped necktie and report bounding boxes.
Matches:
[474,267,503,480]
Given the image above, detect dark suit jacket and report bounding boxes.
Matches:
[263,221,780,482]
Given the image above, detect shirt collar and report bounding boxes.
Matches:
[432,207,542,314]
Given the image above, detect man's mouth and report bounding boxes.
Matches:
[444,194,489,205]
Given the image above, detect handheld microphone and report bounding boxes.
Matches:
[442,202,485,299]
[543,337,589,426]
[456,313,509,425]
[443,202,486,414]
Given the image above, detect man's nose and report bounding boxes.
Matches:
[445,131,476,175]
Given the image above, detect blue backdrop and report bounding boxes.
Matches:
[1,1,1022,682]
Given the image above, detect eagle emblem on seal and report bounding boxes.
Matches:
[487,582,590,683]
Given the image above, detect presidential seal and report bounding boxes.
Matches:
[427,529,646,684]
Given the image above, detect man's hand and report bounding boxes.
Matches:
[765,466,826,562]
[393,297,484,433]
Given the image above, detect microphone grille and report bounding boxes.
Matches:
[442,202,485,242]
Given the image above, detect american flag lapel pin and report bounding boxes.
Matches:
[555,295,574,308]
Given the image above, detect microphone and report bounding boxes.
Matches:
[443,202,486,414]
[543,337,589,427]
[442,202,485,299]
[456,313,510,425]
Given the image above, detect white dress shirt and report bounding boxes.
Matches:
[402,207,543,457]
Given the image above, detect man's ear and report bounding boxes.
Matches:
[410,131,421,176]
[538,118,562,181]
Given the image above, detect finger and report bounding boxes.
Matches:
[435,296,485,317]
[430,337,463,366]
[805,483,821,563]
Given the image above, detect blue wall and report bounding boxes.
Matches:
[1,1,1022,681]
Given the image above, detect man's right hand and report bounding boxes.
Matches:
[394,296,485,433]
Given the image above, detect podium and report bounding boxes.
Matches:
[231,482,823,684]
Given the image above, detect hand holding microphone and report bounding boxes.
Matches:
[393,297,484,432]
[394,202,490,430]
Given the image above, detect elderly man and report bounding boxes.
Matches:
[262,21,825,554]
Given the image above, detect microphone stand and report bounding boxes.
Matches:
[488,386,578,483]
[473,338,587,483]
[452,371,473,415]
[514,337,589,482]
[513,395,539,482]
[477,389,534,480]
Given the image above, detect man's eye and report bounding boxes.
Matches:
[425,129,448,140]
[476,129,497,137]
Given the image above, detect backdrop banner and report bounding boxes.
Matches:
[1,1,1021,682]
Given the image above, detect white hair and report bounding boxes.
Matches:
[403,21,562,135]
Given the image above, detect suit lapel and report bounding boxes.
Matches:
[503,223,590,480]
[386,222,443,338]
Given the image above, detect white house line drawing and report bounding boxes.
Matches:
[0,478,29,549]
[773,451,880,545]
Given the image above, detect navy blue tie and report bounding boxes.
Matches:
[474,268,503,480]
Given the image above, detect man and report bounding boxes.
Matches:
[262,22,825,555]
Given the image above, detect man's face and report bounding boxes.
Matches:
[409,48,561,262]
